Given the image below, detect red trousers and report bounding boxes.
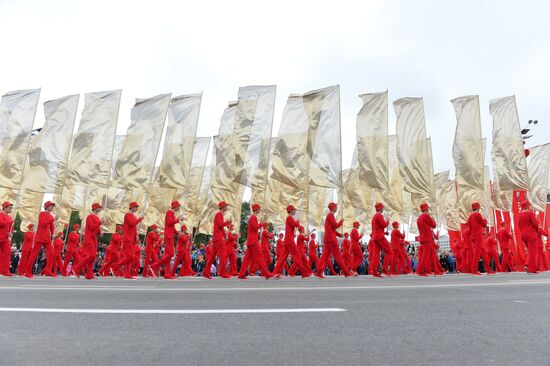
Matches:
[471,238,493,274]
[523,239,537,273]
[142,250,157,276]
[318,240,352,276]
[0,240,11,275]
[62,250,80,276]
[226,245,237,275]
[369,238,391,276]
[485,248,502,272]
[238,242,271,278]
[273,242,308,277]
[154,249,174,279]
[289,253,311,276]
[390,249,407,274]
[100,253,120,276]
[25,242,54,276]
[172,250,195,277]
[52,254,63,275]
[461,247,472,273]
[417,241,438,275]
[350,248,363,272]
[308,254,319,272]
[18,250,31,275]
[117,241,136,278]
[73,242,97,279]
[204,239,228,277]
[500,249,514,272]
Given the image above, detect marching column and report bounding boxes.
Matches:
[238,203,272,279]
[369,202,392,277]
[467,202,492,275]
[416,203,441,276]
[73,203,103,279]
[203,201,232,279]
[272,205,310,278]
[117,202,143,279]
[24,201,57,278]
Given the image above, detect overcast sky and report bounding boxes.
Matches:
[1,0,548,181]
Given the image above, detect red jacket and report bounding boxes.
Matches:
[297,233,309,254]
[145,231,158,252]
[21,231,34,252]
[84,214,102,246]
[36,211,55,243]
[342,237,351,256]
[324,212,343,242]
[66,231,80,252]
[213,211,230,242]
[111,233,122,251]
[417,213,436,242]
[53,237,64,254]
[497,228,512,250]
[227,232,238,248]
[123,212,142,243]
[351,228,362,245]
[0,212,13,242]
[164,210,179,239]
[276,238,284,256]
[391,229,405,250]
[284,216,300,245]
[261,230,273,247]
[308,238,317,257]
[247,214,261,245]
[371,213,389,240]
[177,233,190,251]
[518,210,539,241]
[467,212,487,240]
[484,236,497,251]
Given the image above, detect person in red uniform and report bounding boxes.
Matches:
[0,201,14,276]
[484,228,502,272]
[318,202,354,278]
[307,233,319,273]
[62,224,81,276]
[349,222,363,273]
[518,200,539,274]
[497,222,514,272]
[172,225,196,277]
[25,201,56,278]
[143,224,160,277]
[237,203,273,279]
[203,201,232,279]
[99,227,123,277]
[260,223,274,270]
[535,226,548,272]
[288,226,311,276]
[416,203,441,276]
[73,203,102,279]
[110,225,124,276]
[52,232,65,275]
[131,240,142,276]
[467,202,492,275]
[225,224,239,276]
[18,223,35,275]
[341,232,351,272]
[118,201,143,279]
[390,221,407,275]
[369,202,392,277]
[275,233,290,275]
[152,201,184,279]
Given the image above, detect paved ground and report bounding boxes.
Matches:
[1,272,549,366]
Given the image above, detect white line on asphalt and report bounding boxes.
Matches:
[0,280,550,291]
[0,307,346,314]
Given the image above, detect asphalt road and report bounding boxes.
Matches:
[1,272,549,366]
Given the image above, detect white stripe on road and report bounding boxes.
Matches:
[0,307,346,314]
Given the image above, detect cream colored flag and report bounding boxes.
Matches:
[434,170,450,228]
[491,153,512,212]
[356,90,388,190]
[483,167,495,227]
[0,89,40,189]
[112,93,171,191]
[451,95,484,223]
[17,189,44,231]
[526,143,550,212]
[143,168,176,231]
[385,135,404,214]
[67,90,121,188]
[21,94,79,193]
[308,185,331,229]
[444,180,461,231]
[393,97,432,202]
[489,96,529,191]
[159,93,201,188]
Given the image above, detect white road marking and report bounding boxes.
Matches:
[0,280,549,291]
[0,307,346,314]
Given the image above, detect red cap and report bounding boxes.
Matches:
[392,221,399,228]
[73,224,80,230]
[150,224,158,231]
[353,221,360,228]
[116,225,123,232]
[520,200,531,209]
[375,202,384,211]
[344,232,349,237]
[328,202,337,211]
[91,202,102,211]
[44,201,55,209]
[499,222,506,227]
[471,201,480,210]
[2,201,13,209]
[298,225,304,232]
[251,203,261,212]
[262,222,269,229]
[278,233,284,238]
[27,223,34,229]
[420,203,430,212]
[181,225,187,232]
[286,205,296,213]
[129,202,139,209]
[57,232,63,237]
[228,223,234,230]
[311,233,316,238]
[218,201,228,209]
[171,201,181,209]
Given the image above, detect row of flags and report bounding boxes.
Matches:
[0,86,548,238]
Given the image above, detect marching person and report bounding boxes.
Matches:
[497,222,515,272]
[484,228,502,273]
[152,201,184,279]
[18,224,35,275]
[318,202,355,278]
[172,225,196,277]
[237,203,272,279]
[203,201,232,279]
[99,228,123,277]
[416,203,441,276]
[273,205,310,278]
[226,224,239,276]
[349,222,363,273]
[467,202,492,275]
[118,202,143,279]
[62,224,81,276]
[275,233,290,275]
[288,225,311,276]
[73,203,102,280]
[260,222,274,270]
[308,233,319,273]
[52,232,65,276]
[518,200,539,274]
[24,201,57,278]
[0,201,14,276]
[341,232,351,272]
[369,202,392,277]
[390,221,407,275]
[143,224,160,277]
